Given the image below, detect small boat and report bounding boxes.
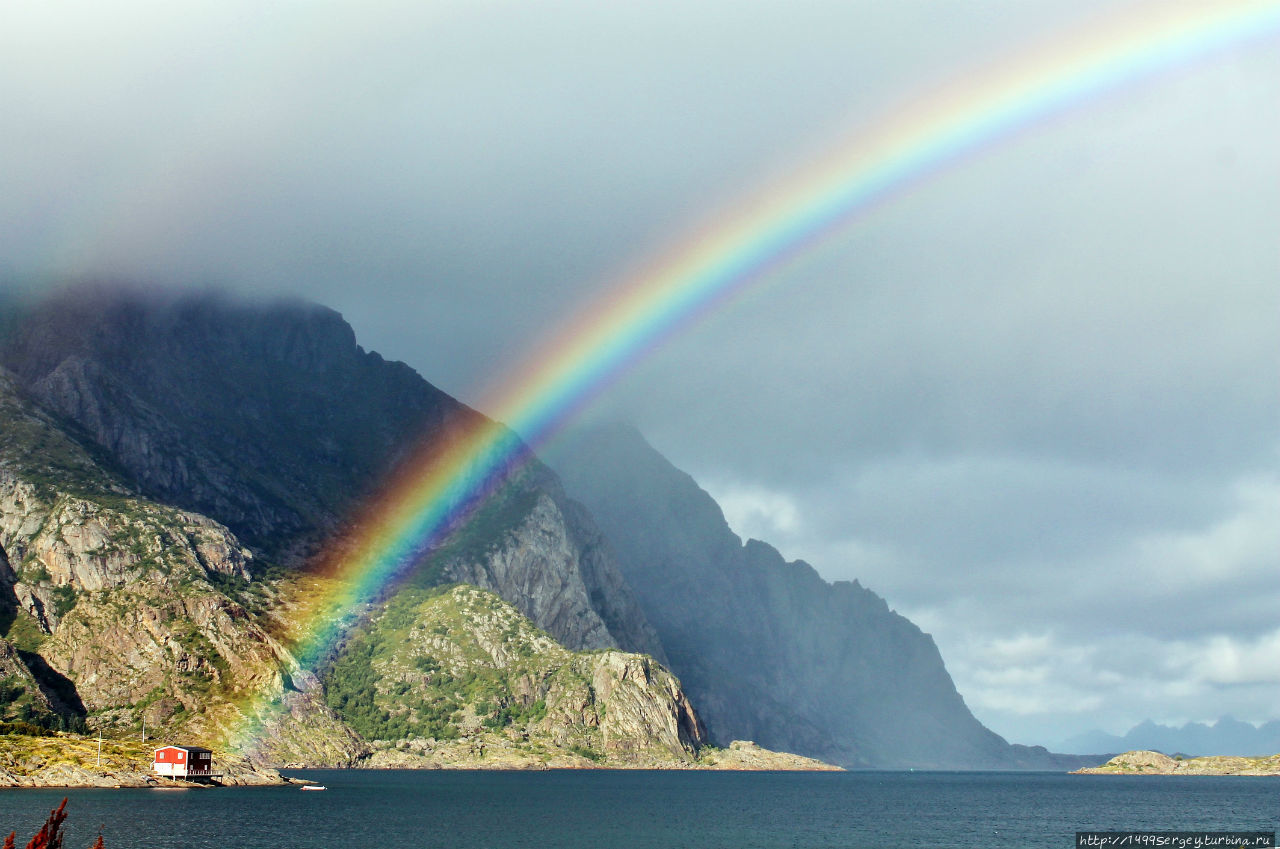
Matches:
[300,784,327,791]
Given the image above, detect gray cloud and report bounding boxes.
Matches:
[704,464,1280,744]
[3,0,1276,746]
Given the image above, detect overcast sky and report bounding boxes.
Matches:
[2,0,1276,748]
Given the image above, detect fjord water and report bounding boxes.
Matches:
[0,770,1274,849]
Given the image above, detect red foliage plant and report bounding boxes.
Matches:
[3,798,103,849]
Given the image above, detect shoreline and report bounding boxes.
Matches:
[0,734,839,788]
[0,763,841,790]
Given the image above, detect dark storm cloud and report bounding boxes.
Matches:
[2,0,1276,745]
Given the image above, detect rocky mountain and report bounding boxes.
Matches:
[0,286,662,660]
[0,287,693,766]
[0,359,715,767]
[1061,717,1280,758]
[549,422,1088,769]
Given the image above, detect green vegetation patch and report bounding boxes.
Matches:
[322,585,566,744]
[50,585,78,617]
[0,672,80,733]
[0,720,57,737]
[568,743,604,763]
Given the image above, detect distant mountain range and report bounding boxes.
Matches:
[1060,717,1280,757]
[0,285,1100,768]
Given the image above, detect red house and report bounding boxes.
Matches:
[153,745,214,779]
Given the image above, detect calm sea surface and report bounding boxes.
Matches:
[0,770,1274,849]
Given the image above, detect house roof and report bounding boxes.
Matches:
[154,746,213,754]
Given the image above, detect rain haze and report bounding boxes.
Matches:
[2,0,1277,749]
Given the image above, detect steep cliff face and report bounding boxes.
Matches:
[550,423,1037,769]
[0,288,661,659]
[321,584,704,767]
[430,483,666,662]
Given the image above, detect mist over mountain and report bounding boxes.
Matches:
[548,422,1092,769]
[1,286,472,558]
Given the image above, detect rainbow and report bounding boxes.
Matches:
[225,0,1280,749]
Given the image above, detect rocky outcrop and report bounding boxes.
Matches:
[320,585,704,767]
[698,740,842,771]
[44,585,287,721]
[0,370,251,600]
[582,650,704,758]
[0,639,60,724]
[235,688,371,768]
[438,490,665,659]
[0,470,250,589]
[0,371,304,738]
[1073,750,1280,776]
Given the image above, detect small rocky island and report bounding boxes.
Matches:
[1073,750,1280,776]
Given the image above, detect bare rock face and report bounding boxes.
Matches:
[0,471,250,589]
[236,688,371,768]
[583,651,704,758]
[46,587,283,714]
[0,372,302,738]
[0,467,254,644]
[0,369,251,639]
[441,493,630,654]
[552,493,668,663]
